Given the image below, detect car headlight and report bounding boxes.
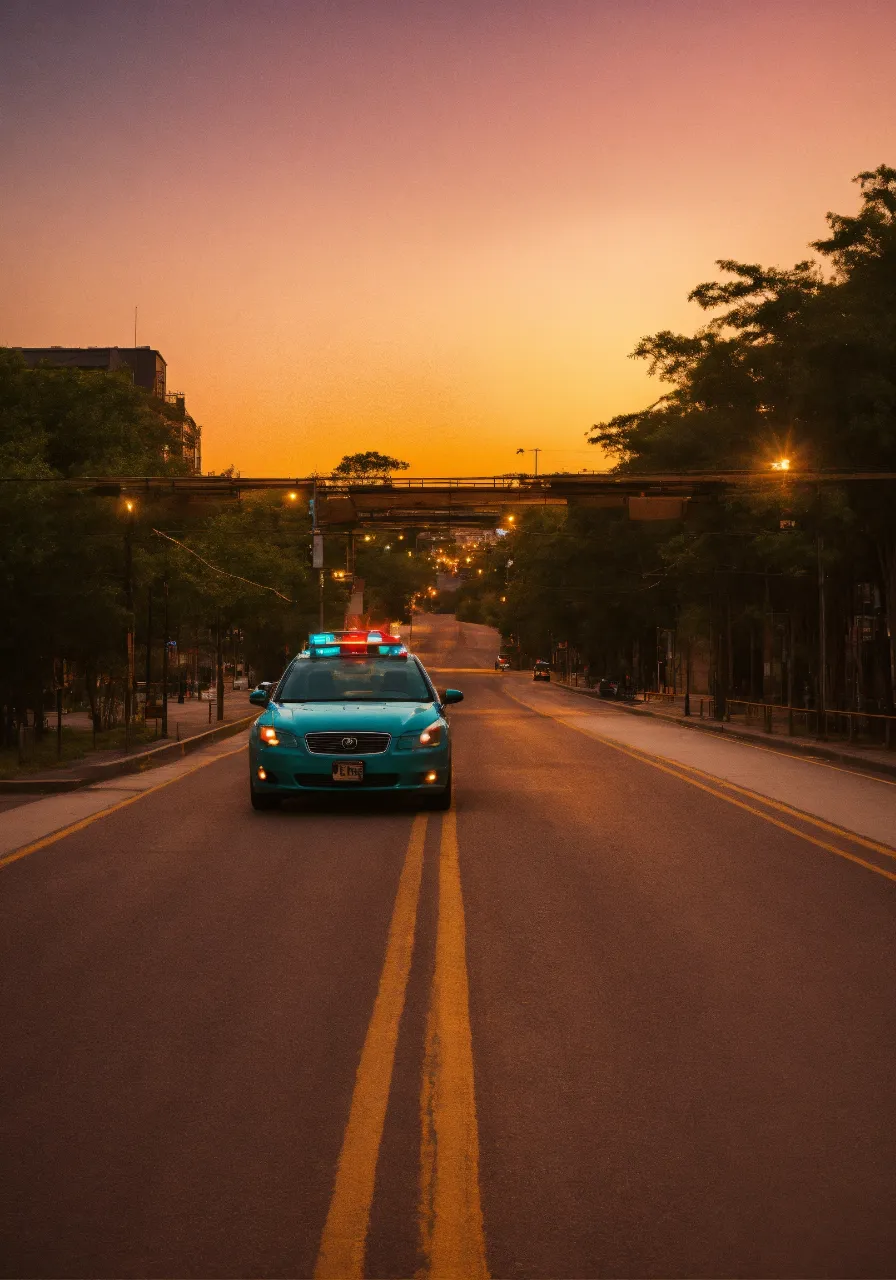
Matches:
[418,721,443,747]
[258,725,297,748]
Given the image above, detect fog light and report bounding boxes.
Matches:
[257,766,267,781]
[425,771,438,783]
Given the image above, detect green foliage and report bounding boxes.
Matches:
[331,451,410,479]
[560,166,896,704]
[354,535,433,623]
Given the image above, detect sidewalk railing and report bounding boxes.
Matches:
[551,675,896,750]
[708,698,896,748]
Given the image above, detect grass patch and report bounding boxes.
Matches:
[0,724,156,779]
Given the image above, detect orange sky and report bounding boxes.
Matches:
[2,0,895,476]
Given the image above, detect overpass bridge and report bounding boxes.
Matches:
[7,470,896,529]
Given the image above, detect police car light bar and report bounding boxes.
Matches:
[306,629,407,658]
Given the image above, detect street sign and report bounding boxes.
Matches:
[312,532,324,568]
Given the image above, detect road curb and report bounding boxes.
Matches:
[550,681,896,781]
[0,714,257,794]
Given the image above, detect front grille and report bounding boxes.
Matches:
[304,731,391,755]
[294,773,400,788]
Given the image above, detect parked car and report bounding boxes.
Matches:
[599,678,620,699]
[495,656,511,671]
[533,660,551,682]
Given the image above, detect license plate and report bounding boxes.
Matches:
[332,761,364,782]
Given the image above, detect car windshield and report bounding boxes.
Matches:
[277,657,433,703]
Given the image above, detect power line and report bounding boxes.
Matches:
[151,528,294,602]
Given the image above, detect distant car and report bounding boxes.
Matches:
[247,630,463,812]
[495,656,511,671]
[599,678,620,699]
[533,660,551,682]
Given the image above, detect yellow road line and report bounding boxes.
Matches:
[529,699,896,861]
[0,743,248,872]
[552,688,896,786]
[315,814,428,1280]
[641,754,896,862]
[419,809,489,1279]
[508,693,896,886]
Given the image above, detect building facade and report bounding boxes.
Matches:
[17,346,201,474]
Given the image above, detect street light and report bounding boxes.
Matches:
[771,458,791,471]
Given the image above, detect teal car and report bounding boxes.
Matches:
[247,631,463,811]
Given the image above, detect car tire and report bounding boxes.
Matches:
[250,786,280,811]
[425,774,452,810]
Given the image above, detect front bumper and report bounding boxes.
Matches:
[250,743,450,793]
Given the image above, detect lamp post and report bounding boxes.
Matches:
[161,579,169,737]
[123,500,136,751]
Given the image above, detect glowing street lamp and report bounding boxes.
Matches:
[771,458,791,471]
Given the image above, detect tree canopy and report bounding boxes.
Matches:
[331,451,410,479]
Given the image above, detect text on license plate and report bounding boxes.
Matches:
[333,761,364,782]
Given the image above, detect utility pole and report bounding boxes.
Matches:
[123,502,135,750]
[216,611,225,723]
[161,580,169,737]
[817,535,827,740]
[516,447,541,476]
[144,584,153,713]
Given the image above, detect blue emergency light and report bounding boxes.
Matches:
[306,629,407,659]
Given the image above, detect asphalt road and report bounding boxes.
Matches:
[2,615,895,1278]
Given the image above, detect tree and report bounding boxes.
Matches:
[331,451,410,480]
[576,166,896,712]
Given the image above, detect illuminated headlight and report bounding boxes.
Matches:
[259,725,297,748]
[418,722,443,747]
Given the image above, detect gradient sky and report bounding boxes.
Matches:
[2,0,895,476]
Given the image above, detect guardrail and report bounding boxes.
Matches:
[705,698,896,748]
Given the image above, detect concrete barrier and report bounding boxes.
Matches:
[0,713,257,794]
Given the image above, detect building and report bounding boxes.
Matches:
[19,346,167,398]
[17,346,201,474]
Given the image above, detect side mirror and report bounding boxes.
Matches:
[443,689,464,705]
[249,682,273,706]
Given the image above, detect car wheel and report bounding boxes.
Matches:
[424,774,452,810]
[250,786,280,811]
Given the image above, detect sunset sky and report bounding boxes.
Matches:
[2,0,895,477]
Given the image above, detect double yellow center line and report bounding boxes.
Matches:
[314,812,488,1280]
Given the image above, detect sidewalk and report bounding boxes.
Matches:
[550,679,896,780]
[62,687,249,741]
[1,688,256,806]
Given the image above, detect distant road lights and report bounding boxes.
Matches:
[465,556,472,564]
[364,534,372,542]
[287,491,298,501]
[477,568,483,575]
[124,499,135,513]
[771,458,791,471]
[506,514,516,523]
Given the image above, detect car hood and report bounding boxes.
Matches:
[268,702,441,736]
